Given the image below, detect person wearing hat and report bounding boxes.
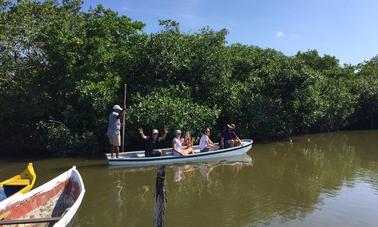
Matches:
[107,104,126,158]
[139,128,168,157]
[172,129,193,156]
[220,123,241,149]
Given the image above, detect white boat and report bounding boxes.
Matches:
[0,166,85,226]
[106,139,253,167]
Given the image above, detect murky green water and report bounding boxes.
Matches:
[1,130,378,226]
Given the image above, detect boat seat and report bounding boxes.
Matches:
[136,153,145,158]
[5,179,30,186]
[164,151,173,156]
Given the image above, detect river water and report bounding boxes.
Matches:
[1,130,378,226]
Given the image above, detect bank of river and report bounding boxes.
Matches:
[1,130,378,226]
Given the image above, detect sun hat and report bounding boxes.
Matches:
[113,105,123,111]
[175,130,182,136]
[227,123,236,129]
[152,129,158,134]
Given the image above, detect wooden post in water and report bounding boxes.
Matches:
[153,165,167,227]
[121,83,127,153]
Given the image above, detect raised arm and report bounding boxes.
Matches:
[158,128,169,141]
[138,128,148,140]
[116,109,126,119]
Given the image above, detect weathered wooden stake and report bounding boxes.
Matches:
[153,165,167,227]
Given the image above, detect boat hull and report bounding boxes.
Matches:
[107,139,253,167]
[0,166,85,227]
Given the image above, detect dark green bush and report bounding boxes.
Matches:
[0,0,377,155]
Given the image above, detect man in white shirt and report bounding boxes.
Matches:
[107,105,125,158]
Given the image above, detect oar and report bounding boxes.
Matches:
[0,211,10,220]
[0,216,60,225]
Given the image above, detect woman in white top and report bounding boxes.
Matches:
[172,130,193,156]
[199,128,217,152]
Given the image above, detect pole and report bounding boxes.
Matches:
[153,165,166,227]
[121,83,127,153]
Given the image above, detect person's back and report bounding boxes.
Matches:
[172,137,183,152]
[107,111,120,135]
[107,105,124,158]
[172,129,193,156]
[199,133,208,151]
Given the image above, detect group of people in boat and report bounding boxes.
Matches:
[107,104,242,158]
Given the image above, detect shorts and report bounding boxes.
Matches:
[200,147,209,152]
[224,140,233,149]
[173,149,183,157]
[108,132,121,147]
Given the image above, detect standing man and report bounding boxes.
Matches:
[139,128,169,157]
[107,105,125,158]
[220,123,242,149]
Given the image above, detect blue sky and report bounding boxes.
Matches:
[81,0,378,65]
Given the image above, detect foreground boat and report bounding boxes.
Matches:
[0,166,85,226]
[0,163,36,204]
[106,139,253,167]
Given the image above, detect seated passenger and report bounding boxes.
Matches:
[139,128,168,157]
[199,128,217,152]
[183,130,192,147]
[220,123,242,149]
[172,130,193,156]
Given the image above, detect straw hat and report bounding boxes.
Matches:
[227,123,236,129]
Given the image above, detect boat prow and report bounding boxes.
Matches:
[0,163,36,204]
[106,139,253,167]
[0,166,85,226]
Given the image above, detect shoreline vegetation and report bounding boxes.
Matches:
[1,0,377,156]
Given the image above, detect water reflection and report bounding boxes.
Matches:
[173,154,252,184]
[2,131,378,226]
[152,155,252,226]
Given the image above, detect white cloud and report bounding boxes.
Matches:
[276,31,284,38]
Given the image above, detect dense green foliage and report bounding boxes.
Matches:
[125,86,221,149]
[0,0,377,155]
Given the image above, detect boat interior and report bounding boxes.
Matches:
[0,176,81,225]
